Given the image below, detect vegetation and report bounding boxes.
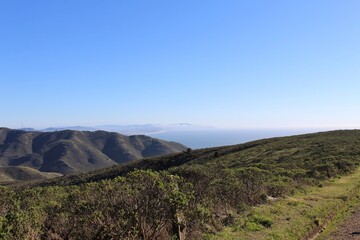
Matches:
[2,130,360,239]
[211,167,360,239]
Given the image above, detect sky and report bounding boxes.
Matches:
[1,0,359,129]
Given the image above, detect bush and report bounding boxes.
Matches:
[251,215,273,228]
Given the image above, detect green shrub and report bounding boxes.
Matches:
[245,214,273,232]
[251,215,273,228]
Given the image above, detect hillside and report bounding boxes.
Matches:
[2,130,360,240]
[0,166,61,183]
[0,128,186,182]
[28,130,360,188]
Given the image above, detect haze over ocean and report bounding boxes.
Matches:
[149,128,328,149]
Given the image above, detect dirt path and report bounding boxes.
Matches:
[327,206,360,240]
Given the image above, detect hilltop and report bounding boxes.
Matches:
[0,127,186,182]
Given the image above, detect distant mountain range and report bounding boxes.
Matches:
[19,123,215,135]
[0,128,186,182]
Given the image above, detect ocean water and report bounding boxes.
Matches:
[149,129,323,149]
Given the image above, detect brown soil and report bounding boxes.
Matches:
[328,206,360,240]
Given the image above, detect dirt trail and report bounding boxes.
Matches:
[327,206,360,240]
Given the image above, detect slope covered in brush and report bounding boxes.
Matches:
[2,130,360,239]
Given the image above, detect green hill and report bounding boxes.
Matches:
[1,130,360,239]
[24,130,360,188]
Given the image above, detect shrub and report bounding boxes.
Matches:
[251,215,273,228]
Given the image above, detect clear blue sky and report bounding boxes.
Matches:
[1,0,359,129]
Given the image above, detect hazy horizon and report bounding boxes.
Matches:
[1,123,355,149]
[2,123,355,133]
[1,1,359,129]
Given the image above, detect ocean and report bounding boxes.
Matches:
[149,129,325,149]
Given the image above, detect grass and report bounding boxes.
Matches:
[209,167,360,240]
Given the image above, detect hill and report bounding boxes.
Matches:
[0,127,186,182]
[2,130,360,239]
[0,166,61,183]
[28,129,360,188]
